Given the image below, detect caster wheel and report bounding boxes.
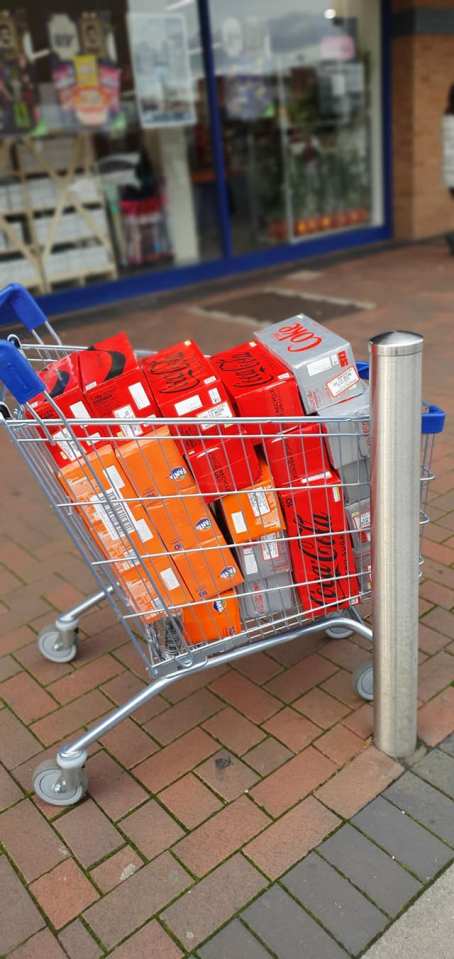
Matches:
[353,662,374,702]
[38,627,77,663]
[33,760,88,806]
[326,623,354,640]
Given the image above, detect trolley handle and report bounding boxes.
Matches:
[357,360,445,436]
[0,284,48,332]
[0,340,44,404]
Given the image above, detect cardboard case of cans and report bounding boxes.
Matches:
[34,315,370,646]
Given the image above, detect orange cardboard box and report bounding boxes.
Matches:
[221,462,285,544]
[182,591,242,645]
[116,562,168,623]
[116,427,194,501]
[59,446,191,614]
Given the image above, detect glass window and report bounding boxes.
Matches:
[0,0,220,294]
[208,0,384,252]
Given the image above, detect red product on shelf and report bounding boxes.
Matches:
[79,332,158,438]
[280,468,359,617]
[141,339,234,445]
[264,421,329,490]
[28,353,105,468]
[186,425,261,501]
[211,339,304,436]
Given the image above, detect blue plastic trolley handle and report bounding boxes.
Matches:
[0,283,48,331]
[0,340,44,404]
[357,360,446,436]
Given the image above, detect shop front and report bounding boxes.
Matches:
[0,0,390,315]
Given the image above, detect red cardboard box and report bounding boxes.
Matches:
[264,421,329,491]
[28,353,104,467]
[186,427,261,501]
[281,469,359,616]
[211,339,304,436]
[141,339,234,443]
[79,332,158,438]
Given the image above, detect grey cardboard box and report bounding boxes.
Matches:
[255,314,364,413]
[238,571,297,621]
[236,533,291,580]
[322,386,370,468]
[354,545,371,593]
[341,459,370,505]
[346,499,371,551]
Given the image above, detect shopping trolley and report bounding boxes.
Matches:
[0,284,445,807]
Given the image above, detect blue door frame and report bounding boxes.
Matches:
[38,0,393,317]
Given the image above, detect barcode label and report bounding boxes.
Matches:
[91,490,135,542]
[244,548,258,576]
[54,428,79,462]
[249,490,271,517]
[261,537,279,560]
[198,401,232,430]
[326,365,359,399]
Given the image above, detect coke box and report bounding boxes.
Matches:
[339,457,370,505]
[321,386,370,468]
[264,421,329,491]
[141,339,234,443]
[281,469,360,616]
[186,427,261,502]
[28,353,104,467]
[255,315,363,413]
[79,332,158,438]
[211,339,303,436]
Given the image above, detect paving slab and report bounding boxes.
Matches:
[384,771,454,846]
[412,748,454,799]
[243,885,349,959]
[362,863,454,958]
[198,919,273,959]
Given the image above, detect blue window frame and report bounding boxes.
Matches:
[37,0,392,318]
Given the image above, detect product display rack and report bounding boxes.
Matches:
[0,133,117,293]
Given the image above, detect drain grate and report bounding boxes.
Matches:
[202,290,364,324]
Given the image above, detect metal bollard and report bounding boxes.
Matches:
[369,331,423,759]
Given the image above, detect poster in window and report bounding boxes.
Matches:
[127,14,195,128]
[47,11,123,130]
[0,9,39,135]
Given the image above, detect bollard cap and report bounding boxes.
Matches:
[369,331,423,357]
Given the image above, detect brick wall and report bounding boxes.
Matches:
[391,1,454,238]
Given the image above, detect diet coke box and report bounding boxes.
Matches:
[281,469,360,616]
[354,545,372,593]
[321,386,370,469]
[211,339,303,436]
[236,532,291,580]
[238,571,297,622]
[346,499,371,552]
[339,457,370,505]
[255,315,363,413]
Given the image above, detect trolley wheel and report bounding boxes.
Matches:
[38,626,78,663]
[353,662,374,702]
[325,622,354,640]
[33,760,88,807]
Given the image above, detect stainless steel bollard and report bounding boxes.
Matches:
[369,331,423,759]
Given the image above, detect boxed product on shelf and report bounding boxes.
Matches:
[321,386,370,468]
[211,339,304,435]
[339,457,370,505]
[59,446,191,617]
[79,332,158,437]
[236,532,291,580]
[255,315,363,413]
[182,591,242,645]
[238,572,298,621]
[115,433,243,600]
[141,339,235,443]
[220,461,285,543]
[346,499,371,552]
[186,425,261,501]
[28,353,104,467]
[281,468,359,616]
[264,421,329,490]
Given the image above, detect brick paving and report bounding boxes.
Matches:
[0,241,454,956]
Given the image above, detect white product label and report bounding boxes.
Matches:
[135,518,154,543]
[113,404,143,438]
[175,394,202,415]
[69,401,90,419]
[244,548,258,576]
[160,567,180,591]
[104,465,125,492]
[198,401,233,430]
[54,428,79,461]
[326,365,359,399]
[232,511,247,534]
[209,387,221,403]
[205,375,216,385]
[91,491,133,541]
[332,486,341,502]
[307,356,332,377]
[261,537,279,560]
[101,467,152,544]
[128,381,150,410]
[249,490,271,517]
[353,510,370,530]
[85,380,97,390]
